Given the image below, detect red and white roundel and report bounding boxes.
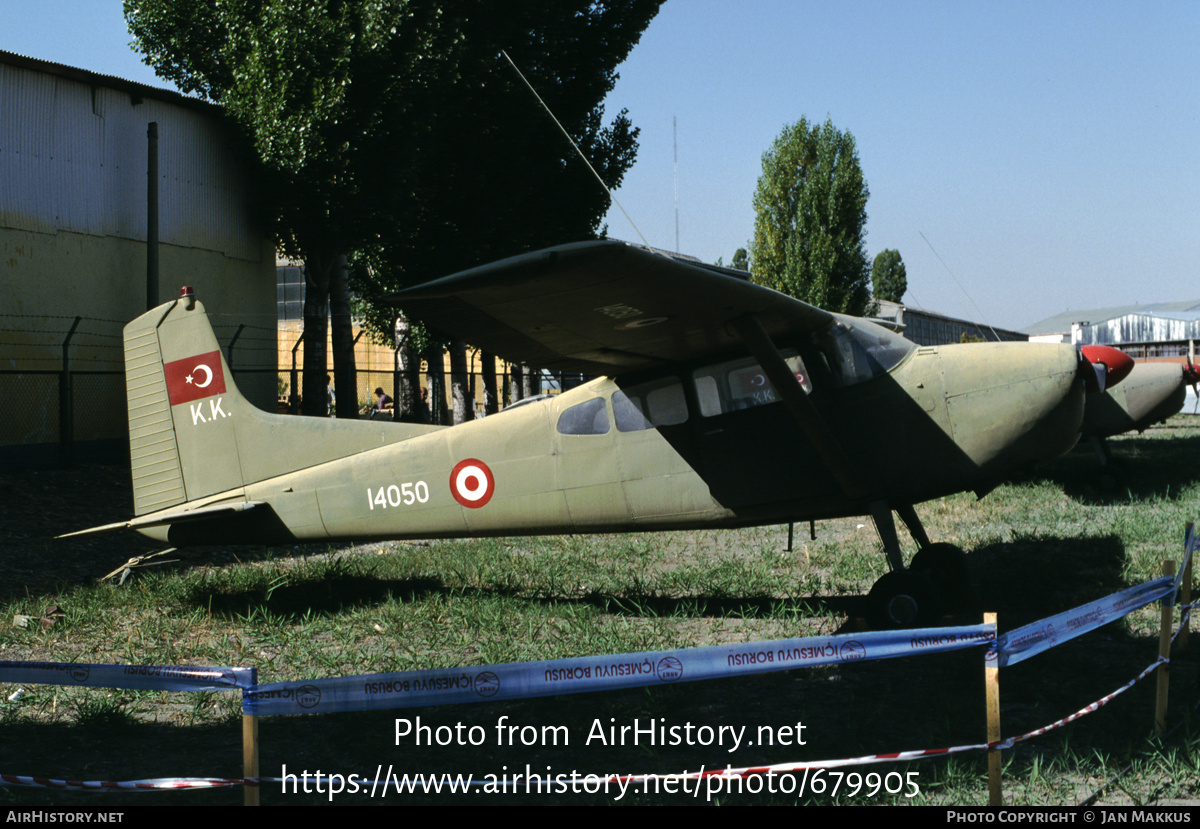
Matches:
[450,459,495,508]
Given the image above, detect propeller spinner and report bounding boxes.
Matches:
[1079,345,1134,393]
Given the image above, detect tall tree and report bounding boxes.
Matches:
[749,117,871,316]
[128,0,661,425]
[348,2,663,423]
[125,1,468,417]
[730,247,750,272]
[871,248,907,303]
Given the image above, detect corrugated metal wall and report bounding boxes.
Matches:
[1096,314,1200,345]
[1075,313,1200,346]
[0,61,261,260]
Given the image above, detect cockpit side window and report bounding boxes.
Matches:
[814,321,914,387]
[693,351,811,417]
[556,397,610,435]
[612,378,687,432]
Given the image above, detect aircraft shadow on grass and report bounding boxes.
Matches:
[185,533,1132,642]
[1035,422,1200,504]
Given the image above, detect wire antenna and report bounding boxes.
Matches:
[500,51,651,249]
[919,231,1001,342]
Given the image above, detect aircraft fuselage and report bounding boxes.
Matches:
[144,336,1085,547]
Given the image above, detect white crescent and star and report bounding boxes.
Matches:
[186,364,213,388]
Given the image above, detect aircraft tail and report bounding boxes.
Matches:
[123,287,438,518]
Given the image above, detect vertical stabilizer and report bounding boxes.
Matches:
[124,289,249,515]
[123,288,442,518]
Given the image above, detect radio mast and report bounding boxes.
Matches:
[673,116,679,252]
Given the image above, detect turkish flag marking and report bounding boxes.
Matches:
[163,351,227,406]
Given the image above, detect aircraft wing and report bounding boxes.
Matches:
[389,240,835,375]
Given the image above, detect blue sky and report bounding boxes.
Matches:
[5,1,1197,329]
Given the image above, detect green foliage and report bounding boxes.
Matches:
[125,0,463,263]
[348,1,664,342]
[750,117,871,315]
[731,247,749,272]
[125,1,663,417]
[871,248,907,303]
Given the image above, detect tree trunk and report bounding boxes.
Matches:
[424,342,446,425]
[329,254,358,419]
[449,339,473,424]
[300,262,330,417]
[301,251,357,419]
[394,316,422,422]
[481,351,499,415]
[523,365,540,399]
[510,364,524,403]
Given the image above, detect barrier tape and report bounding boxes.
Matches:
[995,656,1166,750]
[0,662,253,693]
[996,575,1175,667]
[0,773,242,791]
[1,547,1189,797]
[1177,525,1198,594]
[1172,601,1195,646]
[0,654,1175,796]
[242,623,996,716]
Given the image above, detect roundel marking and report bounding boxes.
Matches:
[616,315,670,330]
[450,459,495,508]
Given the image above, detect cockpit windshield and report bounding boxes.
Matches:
[814,319,915,387]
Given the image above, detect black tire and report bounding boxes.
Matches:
[866,569,938,629]
[911,543,976,616]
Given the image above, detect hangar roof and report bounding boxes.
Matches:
[1023,300,1200,336]
[0,48,212,113]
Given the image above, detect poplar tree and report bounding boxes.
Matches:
[750,117,871,316]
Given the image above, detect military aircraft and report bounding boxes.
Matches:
[68,240,1133,627]
[1080,349,1199,488]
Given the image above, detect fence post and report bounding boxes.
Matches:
[985,611,1002,807]
[1182,523,1194,654]
[226,324,245,372]
[1156,560,1175,736]
[59,316,82,466]
[243,666,259,806]
[290,333,304,415]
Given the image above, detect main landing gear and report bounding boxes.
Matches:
[863,502,974,629]
[1088,435,1129,492]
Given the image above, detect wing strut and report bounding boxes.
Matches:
[731,314,868,500]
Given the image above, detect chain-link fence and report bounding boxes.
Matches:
[280,366,588,421]
[1,313,588,469]
[0,313,278,470]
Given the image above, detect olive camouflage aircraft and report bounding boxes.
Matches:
[69,241,1134,625]
[1080,349,1199,488]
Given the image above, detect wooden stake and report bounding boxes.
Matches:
[243,667,260,806]
[1156,561,1175,737]
[1181,523,1194,654]
[985,612,1002,807]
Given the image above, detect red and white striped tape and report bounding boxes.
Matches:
[0,773,250,791]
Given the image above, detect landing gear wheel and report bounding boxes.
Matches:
[911,543,969,584]
[910,543,975,617]
[866,569,937,629]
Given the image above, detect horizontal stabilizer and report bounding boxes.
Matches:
[58,501,264,539]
